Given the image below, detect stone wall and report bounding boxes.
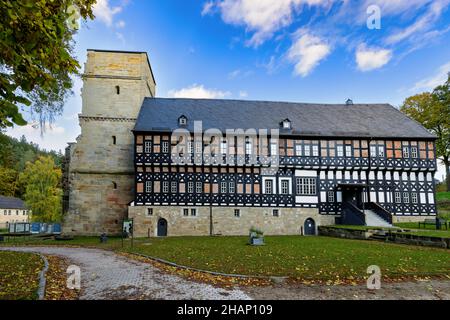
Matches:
[128,205,337,237]
[62,50,155,236]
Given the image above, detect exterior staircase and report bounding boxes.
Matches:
[364,209,393,228]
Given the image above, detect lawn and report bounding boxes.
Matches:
[0,251,44,300]
[2,235,448,281]
[437,191,450,202]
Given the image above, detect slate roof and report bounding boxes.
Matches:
[134,98,436,139]
[0,196,27,209]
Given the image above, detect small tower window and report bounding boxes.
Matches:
[112,136,117,145]
[281,119,291,129]
[178,115,188,126]
[116,86,120,95]
[112,182,117,189]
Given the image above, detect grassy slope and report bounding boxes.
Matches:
[0,251,43,300]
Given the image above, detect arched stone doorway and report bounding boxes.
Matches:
[157,218,168,237]
[304,218,316,236]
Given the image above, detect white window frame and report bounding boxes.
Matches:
[394,191,401,203]
[196,181,203,194]
[328,191,335,202]
[378,146,385,158]
[403,192,410,204]
[304,145,311,157]
[282,120,291,129]
[296,178,317,196]
[229,181,235,194]
[345,145,352,157]
[195,142,202,154]
[295,144,302,156]
[337,145,344,157]
[312,145,319,157]
[144,141,152,153]
[264,179,274,195]
[220,181,227,194]
[270,143,278,156]
[220,141,227,155]
[411,192,418,204]
[162,181,169,193]
[370,145,377,157]
[145,181,152,193]
[187,181,194,194]
[402,146,410,158]
[245,139,253,155]
[171,181,177,193]
[411,147,418,159]
[280,179,290,195]
[162,141,169,154]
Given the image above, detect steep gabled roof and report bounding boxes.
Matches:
[134,98,436,139]
[0,196,27,209]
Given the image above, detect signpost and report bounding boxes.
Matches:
[122,218,134,248]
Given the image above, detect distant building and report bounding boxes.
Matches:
[0,195,30,228]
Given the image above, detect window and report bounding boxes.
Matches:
[312,145,319,157]
[296,178,317,195]
[16,210,18,215]
[112,182,117,190]
[162,181,169,193]
[295,145,302,156]
[162,141,169,154]
[402,147,410,158]
[221,181,227,194]
[187,181,194,194]
[403,192,410,204]
[282,120,291,129]
[370,145,377,157]
[411,192,418,204]
[234,209,240,217]
[191,209,197,217]
[115,85,120,95]
[3,210,6,215]
[188,141,194,155]
[144,141,152,153]
[112,136,117,145]
[196,182,203,194]
[337,145,344,157]
[394,192,401,203]
[220,141,227,155]
[270,143,278,156]
[195,142,202,154]
[304,145,311,157]
[145,181,152,193]
[171,181,177,193]
[147,208,153,216]
[272,209,279,217]
[328,191,335,202]
[280,179,290,195]
[411,147,418,158]
[8,210,11,215]
[229,181,235,194]
[179,116,187,126]
[345,146,352,157]
[183,208,189,216]
[378,146,385,158]
[245,139,252,155]
[264,180,274,194]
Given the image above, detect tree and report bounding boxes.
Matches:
[0,166,18,196]
[0,0,96,129]
[19,156,62,222]
[400,76,450,191]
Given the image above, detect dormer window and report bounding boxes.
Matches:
[281,119,291,130]
[178,115,188,126]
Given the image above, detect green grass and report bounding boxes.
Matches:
[3,235,448,281]
[0,251,44,300]
[437,192,450,202]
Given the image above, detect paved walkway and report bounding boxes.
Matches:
[1,247,251,300]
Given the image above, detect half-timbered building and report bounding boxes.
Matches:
[128,98,437,237]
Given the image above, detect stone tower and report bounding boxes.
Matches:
[63,49,156,235]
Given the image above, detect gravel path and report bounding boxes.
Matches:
[0,247,251,300]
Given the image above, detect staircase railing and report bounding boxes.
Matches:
[341,202,366,226]
[366,202,393,224]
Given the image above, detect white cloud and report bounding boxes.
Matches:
[116,20,126,28]
[239,91,248,98]
[168,84,231,99]
[355,46,392,71]
[213,0,331,46]
[201,1,216,16]
[287,31,331,77]
[411,61,450,92]
[93,0,123,27]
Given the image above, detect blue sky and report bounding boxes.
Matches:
[6,0,450,179]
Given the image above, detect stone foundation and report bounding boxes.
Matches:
[128,205,337,237]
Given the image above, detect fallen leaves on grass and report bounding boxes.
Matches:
[0,251,43,300]
[118,252,271,288]
[44,255,79,300]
